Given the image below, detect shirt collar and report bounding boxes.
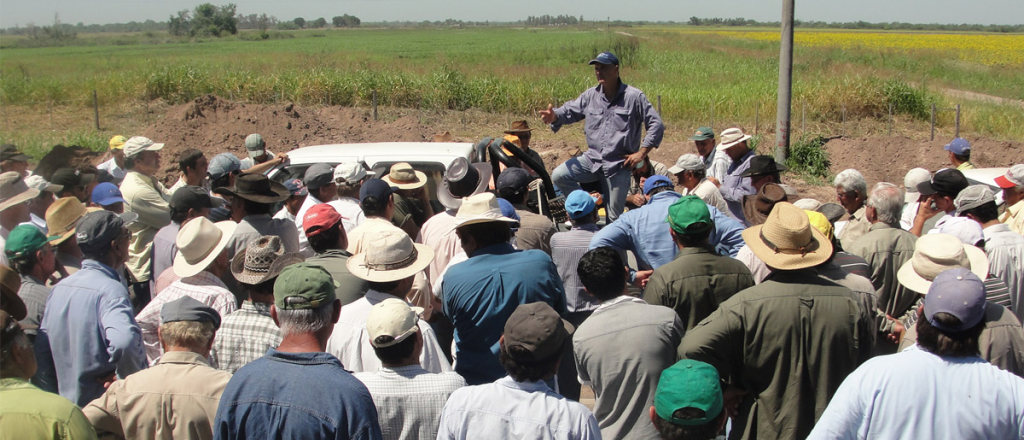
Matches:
[83,259,123,282]
[316,249,353,258]
[266,348,341,366]
[242,300,273,316]
[158,350,213,366]
[594,295,646,314]
[595,81,628,103]
[674,246,713,259]
[0,377,33,390]
[497,375,554,393]
[649,191,682,204]
[571,223,600,232]
[471,243,516,257]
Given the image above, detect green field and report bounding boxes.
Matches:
[2,26,1022,145]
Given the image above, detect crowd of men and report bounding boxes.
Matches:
[1,51,1024,440]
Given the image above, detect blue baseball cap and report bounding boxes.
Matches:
[91,182,125,207]
[208,153,242,181]
[284,178,308,197]
[944,138,971,155]
[924,268,986,333]
[643,175,673,195]
[588,52,619,66]
[496,198,521,222]
[564,190,596,219]
[359,178,395,203]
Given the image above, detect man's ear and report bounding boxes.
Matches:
[270,305,280,327]
[649,406,658,425]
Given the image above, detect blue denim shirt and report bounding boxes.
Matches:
[589,191,746,272]
[551,82,664,176]
[441,244,568,385]
[214,349,382,440]
[34,259,146,407]
[720,150,756,223]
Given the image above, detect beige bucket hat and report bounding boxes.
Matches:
[381,162,427,190]
[347,228,434,283]
[173,217,237,278]
[716,128,752,152]
[453,192,519,227]
[897,233,988,294]
[742,202,833,270]
[0,172,39,211]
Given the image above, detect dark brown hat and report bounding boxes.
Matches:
[502,302,574,363]
[504,120,534,135]
[0,265,27,321]
[742,183,788,226]
[740,156,788,178]
[218,174,289,204]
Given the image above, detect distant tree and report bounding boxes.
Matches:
[312,17,328,28]
[293,17,305,29]
[189,3,238,37]
[257,13,269,33]
[168,9,191,36]
[332,14,360,27]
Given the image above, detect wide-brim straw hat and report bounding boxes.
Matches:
[897,233,988,294]
[438,157,492,211]
[716,128,752,152]
[381,162,428,190]
[453,192,519,227]
[173,217,237,278]
[45,197,87,245]
[347,229,435,283]
[230,235,301,285]
[742,202,832,270]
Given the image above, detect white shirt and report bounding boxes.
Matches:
[808,345,1024,440]
[900,201,920,231]
[326,290,451,374]
[294,193,328,257]
[97,157,126,180]
[20,213,47,234]
[983,223,1024,320]
[272,206,295,223]
[327,197,365,233]
[437,376,601,440]
[682,178,731,219]
[354,365,466,440]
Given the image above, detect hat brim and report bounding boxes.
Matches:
[346,243,435,283]
[438,163,493,211]
[994,175,1018,189]
[503,128,535,134]
[742,195,770,226]
[381,170,428,190]
[0,188,39,212]
[716,135,752,151]
[453,214,519,227]
[1,285,27,321]
[667,165,684,174]
[231,250,302,286]
[218,181,291,204]
[688,135,712,141]
[127,143,164,158]
[41,183,64,193]
[173,221,237,278]
[48,227,76,246]
[896,244,989,294]
[96,196,126,207]
[742,224,833,271]
[904,191,921,205]
[741,164,787,178]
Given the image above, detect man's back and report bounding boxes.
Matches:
[847,223,918,321]
[306,250,370,306]
[808,346,1024,440]
[514,207,556,255]
[644,246,754,330]
[573,298,682,440]
[135,272,238,365]
[0,378,97,440]
[225,214,300,258]
[210,302,282,374]
[214,349,382,440]
[983,223,1024,320]
[550,225,601,314]
[417,210,462,285]
[353,366,465,440]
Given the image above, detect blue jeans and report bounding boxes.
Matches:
[551,155,631,222]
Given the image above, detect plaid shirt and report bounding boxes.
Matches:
[210,301,282,373]
[135,271,237,365]
[354,365,466,440]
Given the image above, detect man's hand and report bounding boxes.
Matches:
[632,270,653,289]
[272,152,289,165]
[96,372,117,389]
[916,196,942,222]
[539,104,557,125]
[886,315,905,344]
[707,176,721,187]
[630,193,647,207]
[722,385,749,418]
[622,151,647,169]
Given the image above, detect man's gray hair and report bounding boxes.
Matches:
[277,303,334,338]
[867,182,904,226]
[834,169,868,197]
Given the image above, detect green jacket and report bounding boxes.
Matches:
[0,377,97,440]
[679,269,874,440]
[644,246,754,330]
[845,222,918,335]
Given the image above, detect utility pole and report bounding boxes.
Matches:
[775,0,795,163]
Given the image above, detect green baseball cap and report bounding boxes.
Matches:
[273,263,339,310]
[688,127,715,141]
[4,224,58,261]
[655,360,724,426]
[666,196,712,235]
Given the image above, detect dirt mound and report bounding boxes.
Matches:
[140,95,435,185]
[36,145,102,180]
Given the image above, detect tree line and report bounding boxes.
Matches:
[687,16,1024,33]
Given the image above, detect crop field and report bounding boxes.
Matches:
[1,25,1022,154]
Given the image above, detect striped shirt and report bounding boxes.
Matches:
[550,224,601,313]
[354,365,466,440]
[210,301,282,374]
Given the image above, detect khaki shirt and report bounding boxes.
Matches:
[1001,200,1024,235]
[837,205,871,251]
[514,206,556,255]
[679,269,874,440]
[120,171,171,282]
[846,222,919,339]
[900,301,1024,378]
[83,351,231,440]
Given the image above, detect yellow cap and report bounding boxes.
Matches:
[804,210,834,241]
[109,135,128,150]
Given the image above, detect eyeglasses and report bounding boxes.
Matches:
[121,229,133,240]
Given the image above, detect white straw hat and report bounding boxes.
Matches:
[453,192,518,227]
[716,128,752,151]
[897,233,988,294]
[173,217,237,277]
[347,229,434,283]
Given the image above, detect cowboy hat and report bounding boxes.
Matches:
[45,197,88,245]
[0,172,39,212]
[0,265,26,321]
[347,229,434,283]
[438,157,492,211]
[742,183,788,227]
[741,156,788,178]
[173,217,237,278]
[381,162,428,190]
[716,128,752,152]
[896,233,988,294]
[231,235,305,285]
[504,120,535,135]
[742,202,833,270]
[217,174,290,204]
[453,193,519,227]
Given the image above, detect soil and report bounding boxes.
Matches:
[110,95,1024,200]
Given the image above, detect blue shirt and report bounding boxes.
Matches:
[214,349,383,440]
[34,259,146,407]
[589,191,746,271]
[720,150,756,223]
[808,345,1024,440]
[551,81,664,176]
[441,244,568,385]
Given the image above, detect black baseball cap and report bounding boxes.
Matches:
[51,167,94,188]
[496,168,531,194]
[0,145,30,162]
[170,186,223,211]
[917,168,968,198]
[359,178,395,203]
[75,210,138,254]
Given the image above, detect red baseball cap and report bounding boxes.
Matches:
[303,203,342,237]
[994,164,1024,189]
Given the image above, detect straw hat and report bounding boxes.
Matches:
[347,229,434,283]
[742,202,832,270]
[453,192,519,227]
[896,233,988,294]
[438,157,492,210]
[173,217,237,278]
[381,162,427,190]
[0,172,39,212]
[230,235,304,285]
[716,128,752,151]
[45,197,87,245]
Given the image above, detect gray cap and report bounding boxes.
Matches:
[75,210,138,254]
[245,134,265,158]
[208,153,242,181]
[668,154,704,174]
[816,202,846,224]
[924,268,986,333]
[954,184,996,215]
[160,295,221,329]
[304,163,334,190]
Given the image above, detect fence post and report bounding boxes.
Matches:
[888,103,893,136]
[930,103,936,141]
[841,104,846,137]
[801,102,805,135]
[656,95,661,115]
[755,105,760,136]
[372,90,378,121]
[93,90,100,130]
[955,104,961,138]
[49,100,54,129]
[710,102,715,133]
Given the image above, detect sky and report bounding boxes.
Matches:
[1,0,1022,29]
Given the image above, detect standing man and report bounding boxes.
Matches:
[909,168,969,237]
[331,162,370,233]
[944,138,975,171]
[153,186,221,282]
[51,167,93,204]
[420,157,491,285]
[382,162,435,237]
[540,51,664,222]
[34,210,147,407]
[899,168,931,230]
[503,120,545,176]
[119,136,171,310]
[167,149,209,195]
[996,164,1024,234]
[304,204,370,306]
[221,173,299,257]
[834,169,871,249]
[496,167,556,254]
[5,225,58,342]
[97,135,128,184]
[717,127,756,224]
[956,185,1024,320]
[239,133,288,175]
[213,263,383,440]
[295,163,336,257]
[649,360,729,440]
[690,127,726,185]
[90,182,126,213]
[0,172,37,267]
[45,197,88,281]
[669,153,729,216]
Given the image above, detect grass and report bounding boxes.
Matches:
[1,26,1022,141]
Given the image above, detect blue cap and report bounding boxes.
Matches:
[944,138,971,155]
[359,178,395,203]
[496,198,521,222]
[91,182,125,207]
[208,153,242,180]
[589,52,619,66]
[924,268,987,333]
[283,178,308,197]
[496,167,531,194]
[564,190,596,219]
[643,175,673,195]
